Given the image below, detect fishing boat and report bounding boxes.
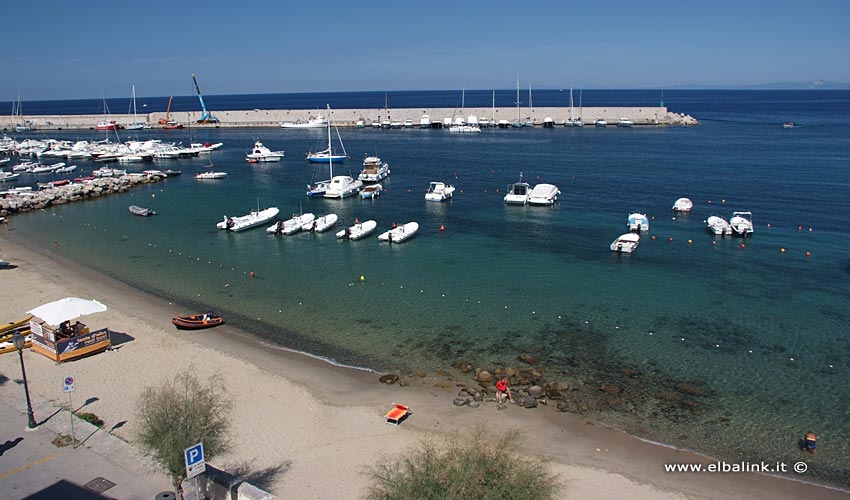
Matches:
[504,174,533,205]
[425,181,455,202]
[358,155,390,182]
[336,219,377,240]
[171,313,224,330]
[129,205,157,217]
[280,114,328,129]
[527,184,560,206]
[627,213,650,232]
[706,215,732,236]
[378,222,419,243]
[672,197,693,212]
[360,184,383,199]
[611,233,640,253]
[245,140,284,162]
[729,211,754,236]
[217,206,280,232]
[302,213,338,232]
[266,212,315,235]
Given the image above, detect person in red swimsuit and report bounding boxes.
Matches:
[495,377,513,405]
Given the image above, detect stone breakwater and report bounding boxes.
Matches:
[0,174,165,219]
[1,106,698,130]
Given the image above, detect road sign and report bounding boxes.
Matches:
[63,376,75,393]
[184,442,206,479]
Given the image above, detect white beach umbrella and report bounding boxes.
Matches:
[27,297,107,326]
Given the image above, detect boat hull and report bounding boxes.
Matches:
[171,314,224,330]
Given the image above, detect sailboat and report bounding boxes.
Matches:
[12,93,35,132]
[449,86,481,133]
[124,84,151,130]
[565,87,575,127]
[307,106,348,163]
[575,88,585,127]
[95,95,120,131]
[511,73,524,128]
[307,105,362,198]
[525,82,534,127]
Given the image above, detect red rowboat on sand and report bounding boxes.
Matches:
[171,313,224,330]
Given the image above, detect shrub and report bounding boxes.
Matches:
[365,430,560,500]
[75,412,104,427]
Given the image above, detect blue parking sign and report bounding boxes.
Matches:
[184,442,205,478]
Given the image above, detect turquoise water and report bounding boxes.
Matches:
[7,92,850,485]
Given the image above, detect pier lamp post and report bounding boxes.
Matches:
[12,333,37,429]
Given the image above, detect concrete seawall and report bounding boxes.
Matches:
[2,106,697,130]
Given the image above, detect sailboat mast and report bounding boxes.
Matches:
[528,82,533,125]
[327,104,333,178]
[516,73,521,124]
[569,87,574,122]
[491,90,495,124]
[131,84,138,120]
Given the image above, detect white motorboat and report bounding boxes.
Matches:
[195,171,227,179]
[611,233,640,253]
[594,118,608,127]
[0,172,20,182]
[280,114,328,129]
[729,211,754,236]
[358,156,390,182]
[129,205,157,217]
[672,197,693,212]
[360,184,383,199]
[527,184,560,206]
[217,206,280,232]
[54,165,78,173]
[448,124,481,133]
[627,213,650,232]
[302,213,338,232]
[325,176,363,198]
[32,162,64,173]
[504,175,532,205]
[706,215,732,236]
[425,181,455,202]
[336,219,377,240]
[617,118,634,127]
[246,140,284,162]
[419,114,431,128]
[378,222,419,243]
[267,212,315,235]
[403,118,414,128]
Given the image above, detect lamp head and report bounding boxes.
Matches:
[12,332,24,351]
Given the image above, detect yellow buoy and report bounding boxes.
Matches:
[688,239,693,244]
[780,248,786,253]
[360,275,365,282]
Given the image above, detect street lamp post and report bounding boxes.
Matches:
[12,333,37,429]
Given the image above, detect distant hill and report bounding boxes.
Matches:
[670,80,850,90]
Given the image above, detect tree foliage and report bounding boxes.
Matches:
[136,369,232,497]
[365,430,560,500]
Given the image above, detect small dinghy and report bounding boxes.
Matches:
[302,213,338,233]
[267,212,315,235]
[336,219,377,240]
[378,222,419,243]
[171,313,224,330]
[129,205,157,217]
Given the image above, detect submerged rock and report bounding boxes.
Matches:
[378,374,399,385]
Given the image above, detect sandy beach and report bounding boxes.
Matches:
[0,234,844,500]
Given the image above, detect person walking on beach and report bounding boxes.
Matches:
[495,376,513,405]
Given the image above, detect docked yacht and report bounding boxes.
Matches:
[706,215,732,236]
[245,140,284,162]
[617,118,634,127]
[324,176,363,198]
[336,219,377,240]
[594,118,607,127]
[217,207,280,232]
[611,233,640,253]
[358,156,390,182]
[627,213,650,232]
[267,212,315,235]
[378,222,419,243]
[527,184,560,206]
[280,114,327,129]
[504,175,533,205]
[425,181,455,202]
[672,197,693,212]
[729,211,754,236]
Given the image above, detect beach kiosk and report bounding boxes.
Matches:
[27,297,111,363]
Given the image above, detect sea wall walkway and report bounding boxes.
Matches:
[1,106,697,130]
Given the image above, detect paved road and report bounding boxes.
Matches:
[0,373,172,500]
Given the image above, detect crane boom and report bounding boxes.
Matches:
[192,73,219,124]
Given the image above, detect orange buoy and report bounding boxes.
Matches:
[740,243,746,249]
[805,251,811,257]
[668,237,673,241]
[250,271,255,277]
[439,224,445,232]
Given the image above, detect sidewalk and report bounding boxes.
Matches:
[0,373,172,500]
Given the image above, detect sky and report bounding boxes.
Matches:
[3,0,848,100]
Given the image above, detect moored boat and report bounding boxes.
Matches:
[217,206,280,232]
[504,174,532,205]
[627,213,650,232]
[360,184,383,199]
[611,233,640,253]
[672,197,693,212]
[358,156,390,182]
[336,219,377,240]
[266,212,315,235]
[302,213,338,232]
[245,140,284,162]
[195,171,227,179]
[129,205,157,217]
[378,222,419,243]
[280,114,328,129]
[171,313,224,330]
[706,215,732,236]
[527,183,560,206]
[425,181,455,202]
[729,211,754,236]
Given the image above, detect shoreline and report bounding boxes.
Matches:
[0,232,845,498]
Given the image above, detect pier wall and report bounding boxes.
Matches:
[0,107,697,131]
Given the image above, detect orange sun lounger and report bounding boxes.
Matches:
[385,403,412,426]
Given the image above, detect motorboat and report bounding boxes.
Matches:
[302,213,338,232]
[378,222,419,243]
[527,184,560,206]
[95,120,120,131]
[306,181,329,198]
[627,213,650,232]
[54,164,78,173]
[504,175,533,205]
[164,169,182,177]
[425,181,455,202]
[729,211,754,236]
[336,219,377,240]
[355,120,365,128]
[195,171,227,179]
[32,162,64,173]
[129,205,157,217]
[280,114,328,129]
[324,176,363,198]
[419,114,431,128]
[706,215,732,236]
[267,212,315,235]
[403,118,414,128]
[171,313,224,330]
[358,156,390,182]
[94,167,126,177]
[594,118,608,127]
[617,118,634,127]
[360,184,383,199]
[610,233,640,253]
[672,197,693,212]
[783,122,796,129]
[217,206,279,232]
[245,140,284,162]
[0,172,20,182]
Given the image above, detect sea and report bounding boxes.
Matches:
[5,90,850,487]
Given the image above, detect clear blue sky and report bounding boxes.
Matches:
[4,0,848,100]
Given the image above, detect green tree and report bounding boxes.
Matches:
[136,369,232,499]
[366,430,560,500]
